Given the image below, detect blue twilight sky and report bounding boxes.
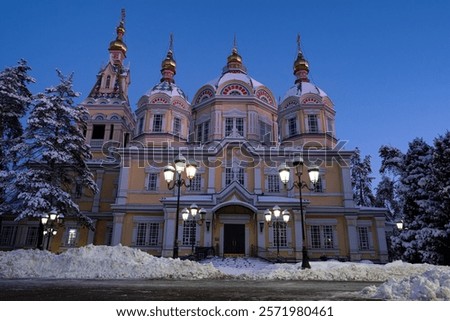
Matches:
[2,0,450,185]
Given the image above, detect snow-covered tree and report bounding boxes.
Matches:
[380,138,449,265]
[375,175,401,222]
[350,147,375,206]
[0,59,34,216]
[427,132,450,265]
[14,70,98,228]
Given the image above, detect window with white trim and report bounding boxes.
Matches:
[357,226,370,250]
[189,173,201,191]
[147,173,158,191]
[225,117,244,136]
[182,221,197,246]
[25,226,39,247]
[0,225,16,246]
[152,114,163,132]
[267,174,280,193]
[273,222,287,247]
[259,121,272,144]
[308,114,319,133]
[309,225,335,249]
[173,117,181,136]
[288,117,297,136]
[135,222,160,246]
[67,228,78,247]
[196,121,210,143]
[225,167,244,185]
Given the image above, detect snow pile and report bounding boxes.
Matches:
[1,245,449,300]
[361,269,450,300]
[0,245,223,279]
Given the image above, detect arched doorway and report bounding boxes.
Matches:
[213,204,256,257]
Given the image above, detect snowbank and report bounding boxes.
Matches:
[0,245,223,279]
[1,245,449,300]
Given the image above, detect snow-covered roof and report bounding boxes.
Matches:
[208,72,264,90]
[282,81,328,101]
[145,80,187,100]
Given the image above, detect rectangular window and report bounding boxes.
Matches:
[310,225,321,249]
[237,168,244,185]
[173,117,181,136]
[0,226,16,246]
[147,173,158,191]
[323,225,334,249]
[190,173,201,191]
[202,121,209,143]
[357,226,370,250]
[92,124,105,139]
[196,121,210,143]
[288,117,297,136]
[235,118,244,136]
[267,174,280,193]
[327,117,334,133]
[308,114,319,133]
[225,168,233,185]
[225,118,233,136]
[75,181,83,198]
[260,121,272,144]
[153,114,163,132]
[135,222,160,247]
[273,222,287,247]
[310,225,335,249]
[25,226,39,247]
[182,221,197,246]
[138,117,144,134]
[314,177,323,193]
[67,228,78,246]
[136,223,147,246]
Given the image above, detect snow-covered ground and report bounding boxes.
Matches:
[0,244,449,300]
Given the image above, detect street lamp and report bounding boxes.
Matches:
[182,204,206,255]
[396,220,404,230]
[278,156,319,269]
[264,205,290,261]
[40,209,64,250]
[164,153,197,259]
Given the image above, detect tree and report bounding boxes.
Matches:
[375,175,401,222]
[0,59,34,216]
[14,70,98,228]
[379,138,450,264]
[350,147,375,206]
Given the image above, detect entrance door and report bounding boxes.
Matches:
[224,224,245,255]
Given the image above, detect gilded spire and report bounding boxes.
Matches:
[109,9,127,58]
[224,34,246,74]
[294,33,309,83]
[160,33,176,83]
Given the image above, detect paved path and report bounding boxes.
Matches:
[0,279,380,301]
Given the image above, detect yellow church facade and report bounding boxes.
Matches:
[0,14,389,263]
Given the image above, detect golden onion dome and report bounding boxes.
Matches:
[161,50,176,74]
[227,48,242,64]
[293,51,309,74]
[109,39,127,53]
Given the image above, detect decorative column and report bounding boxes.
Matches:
[111,213,125,245]
[345,216,361,261]
[375,217,389,263]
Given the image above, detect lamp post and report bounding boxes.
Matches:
[182,204,206,255]
[40,209,64,250]
[278,156,319,269]
[163,154,197,259]
[264,205,290,261]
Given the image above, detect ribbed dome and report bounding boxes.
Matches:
[282,81,328,102]
[146,81,187,100]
